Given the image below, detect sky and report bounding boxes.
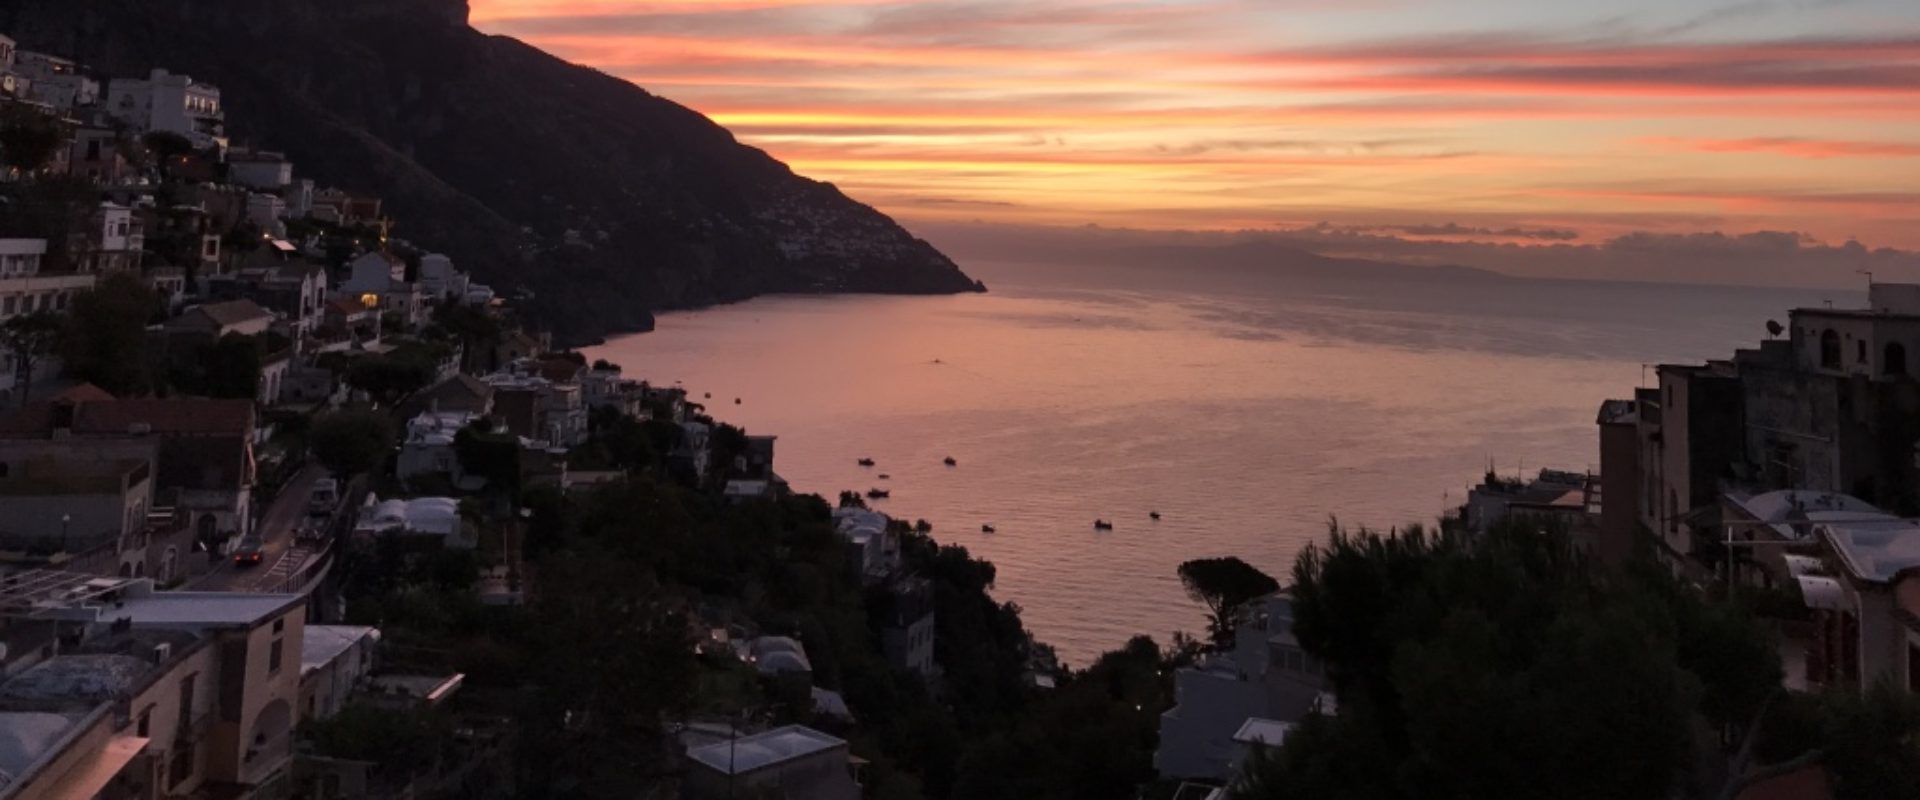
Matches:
[469,0,1920,281]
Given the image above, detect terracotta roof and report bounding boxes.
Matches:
[534,357,584,384]
[174,299,272,330]
[326,296,370,315]
[47,384,113,403]
[0,398,255,438]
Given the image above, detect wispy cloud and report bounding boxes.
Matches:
[471,0,1920,248]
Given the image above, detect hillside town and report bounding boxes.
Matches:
[0,30,1007,800]
[0,18,1916,800]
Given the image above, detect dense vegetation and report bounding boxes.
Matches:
[328,402,1181,798]
[1230,521,1920,800]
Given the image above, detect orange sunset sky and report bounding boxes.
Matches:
[467,0,1920,253]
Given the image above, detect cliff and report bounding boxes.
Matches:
[0,0,983,343]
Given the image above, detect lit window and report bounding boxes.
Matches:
[360,293,379,309]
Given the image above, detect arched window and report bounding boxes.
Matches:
[1821,330,1842,369]
[1887,343,1908,376]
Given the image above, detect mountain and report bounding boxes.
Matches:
[0,0,983,344]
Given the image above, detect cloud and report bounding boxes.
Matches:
[913,220,1920,290]
[1378,222,1580,240]
[1641,136,1920,159]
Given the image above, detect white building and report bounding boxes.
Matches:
[15,51,98,111]
[85,202,144,274]
[353,495,473,549]
[831,507,901,581]
[682,726,861,800]
[417,253,469,301]
[104,68,225,149]
[300,625,380,722]
[229,149,293,191]
[396,410,484,486]
[0,239,92,324]
[1155,593,1331,782]
[341,252,404,296]
[246,193,287,235]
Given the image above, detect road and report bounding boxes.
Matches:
[192,463,330,592]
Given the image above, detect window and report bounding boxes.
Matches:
[1821,329,1842,369]
[1858,340,1868,364]
[1887,343,1908,376]
[137,710,151,737]
[84,140,100,161]
[268,638,284,674]
[273,618,285,634]
[168,742,194,788]
[179,673,196,722]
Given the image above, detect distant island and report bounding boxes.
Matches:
[1,0,984,345]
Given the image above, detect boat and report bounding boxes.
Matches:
[878,473,891,480]
[734,398,741,404]
[1150,511,1162,520]
[1093,519,1114,530]
[857,458,875,467]
[703,392,711,399]
[866,488,891,499]
[943,456,958,466]
[981,524,996,533]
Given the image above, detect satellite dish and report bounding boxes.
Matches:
[1766,320,1784,339]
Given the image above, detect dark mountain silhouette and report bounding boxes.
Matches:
[0,0,982,343]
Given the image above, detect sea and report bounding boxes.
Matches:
[585,258,1848,667]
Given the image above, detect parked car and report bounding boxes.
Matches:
[309,478,340,515]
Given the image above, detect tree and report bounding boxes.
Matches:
[454,423,522,496]
[309,410,394,477]
[0,105,66,175]
[0,312,62,406]
[141,131,193,178]
[344,352,435,405]
[1177,556,1280,647]
[1232,520,1782,800]
[61,274,161,396]
[171,333,263,400]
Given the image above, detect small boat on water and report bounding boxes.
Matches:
[943,456,958,467]
[704,392,711,399]
[866,488,891,499]
[734,398,742,405]
[981,524,996,533]
[1150,511,1162,520]
[1093,519,1114,530]
[878,473,891,480]
[857,458,876,467]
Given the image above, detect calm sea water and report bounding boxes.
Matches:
[586,260,1847,666]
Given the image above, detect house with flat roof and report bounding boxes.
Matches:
[1806,508,1920,693]
[0,397,258,552]
[0,571,305,798]
[682,725,860,800]
[300,625,379,722]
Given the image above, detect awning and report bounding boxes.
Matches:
[1796,575,1849,611]
[38,735,148,797]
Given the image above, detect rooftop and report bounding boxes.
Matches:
[685,725,847,775]
[1724,490,1880,542]
[1820,514,1920,583]
[301,625,379,676]
[173,299,273,329]
[96,592,302,628]
[1232,717,1292,747]
[0,398,255,438]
